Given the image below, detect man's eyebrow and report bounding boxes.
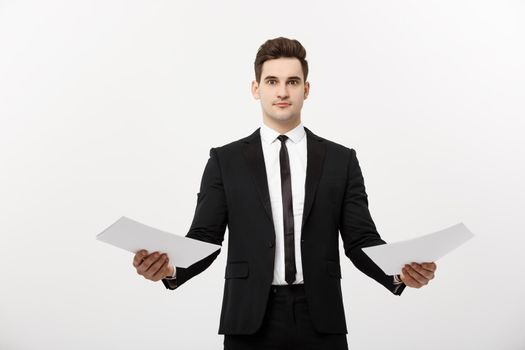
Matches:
[263,75,302,81]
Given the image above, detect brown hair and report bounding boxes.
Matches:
[254,37,309,84]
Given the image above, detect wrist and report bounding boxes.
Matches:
[393,274,404,285]
[163,265,176,279]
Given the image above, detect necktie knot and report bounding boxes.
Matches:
[277,135,288,143]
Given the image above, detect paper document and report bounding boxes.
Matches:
[362,223,474,275]
[97,216,221,268]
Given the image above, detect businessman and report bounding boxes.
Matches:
[132,37,437,349]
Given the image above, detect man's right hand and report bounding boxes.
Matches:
[133,249,174,282]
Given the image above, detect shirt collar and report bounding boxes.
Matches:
[260,121,306,145]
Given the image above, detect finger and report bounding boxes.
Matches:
[133,250,148,268]
[144,254,168,279]
[404,264,429,285]
[421,262,437,272]
[410,263,435,280]
[401,268,423,288]
[151,259,171,281]
[137,251,161,275]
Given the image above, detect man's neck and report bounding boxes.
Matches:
[262,116,301,134]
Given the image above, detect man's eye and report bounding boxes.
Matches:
[288,81,298,85]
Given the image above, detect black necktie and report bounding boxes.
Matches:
[277,135,296,284]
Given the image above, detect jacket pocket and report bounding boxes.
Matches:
[326,260,342,279]
[225,261,249,279]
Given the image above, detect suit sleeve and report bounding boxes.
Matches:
[339,148,406,296]
[162,147,228,290]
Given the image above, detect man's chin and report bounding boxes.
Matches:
[266,113,297,124]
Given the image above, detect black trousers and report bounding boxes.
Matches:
[224,284,348,350]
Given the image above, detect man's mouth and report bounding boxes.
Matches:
[275,103,290,107]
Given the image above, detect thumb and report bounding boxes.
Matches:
[167,264,175,278]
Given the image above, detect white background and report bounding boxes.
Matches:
[1,1,524,349]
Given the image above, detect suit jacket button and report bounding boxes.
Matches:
[268,241,274,248]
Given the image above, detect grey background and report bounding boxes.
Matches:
[1,0,524,349]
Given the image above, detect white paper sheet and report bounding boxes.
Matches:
[362,223,474,275]
[96,216,221,268]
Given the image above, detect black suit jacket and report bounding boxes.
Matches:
[162,126,405,335]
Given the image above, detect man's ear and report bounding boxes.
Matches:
[304,81,310,100]
[251,80,260,100]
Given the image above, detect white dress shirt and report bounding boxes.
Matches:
[260,121,307,285]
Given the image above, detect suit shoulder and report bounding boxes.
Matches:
[316,134,356,156]
[207,129,257,157]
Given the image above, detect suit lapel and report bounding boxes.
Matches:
[302,126,326,228]
[242,126,327,229]
[242,128,274,223]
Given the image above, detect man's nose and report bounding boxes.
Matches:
[277,84,289,99]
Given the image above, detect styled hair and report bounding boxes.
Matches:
[254,37,309,84]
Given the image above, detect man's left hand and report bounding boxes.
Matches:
[400,262,437,288]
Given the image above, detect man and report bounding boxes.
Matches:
[132,37,437,349]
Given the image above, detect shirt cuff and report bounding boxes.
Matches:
[392,274,405,294]
[393,274,403,285]
[164,267,177,280]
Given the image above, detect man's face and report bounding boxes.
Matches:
[251,57,310,127]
